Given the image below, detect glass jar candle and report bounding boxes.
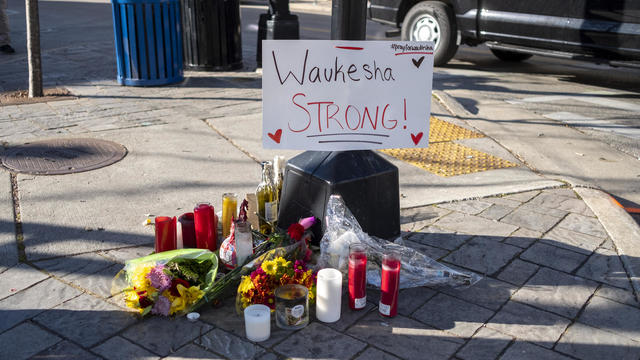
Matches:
[234,221,253,266]
[222,193,238,239]
[154,216,176,253]
[275,284,309,330]
[194,202,217,251]
[379,251,401,317]
[348,243,367,310]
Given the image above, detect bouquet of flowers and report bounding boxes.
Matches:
[111,248,218,317]
[236,245,317,312]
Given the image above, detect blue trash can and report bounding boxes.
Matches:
[111,0,184,86]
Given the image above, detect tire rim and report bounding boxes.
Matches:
[410,14,440,48]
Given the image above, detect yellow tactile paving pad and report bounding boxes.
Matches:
[428,116,485,143]
[380,116,518,177]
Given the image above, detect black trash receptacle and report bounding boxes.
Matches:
[181,0,243,71]
[111,0,184,86]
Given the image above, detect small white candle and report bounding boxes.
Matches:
[316,268,342,323]
[244,304,271,342]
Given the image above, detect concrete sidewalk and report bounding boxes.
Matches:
[1,2,640,360]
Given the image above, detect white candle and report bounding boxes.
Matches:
[316,268,342,323]
[244,304,271,342]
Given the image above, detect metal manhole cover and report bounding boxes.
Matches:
[1,138,127,175]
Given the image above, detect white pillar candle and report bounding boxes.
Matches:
[316,268,342,323]
[244,304,271,342]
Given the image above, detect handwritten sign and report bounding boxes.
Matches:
[262,40,434,150]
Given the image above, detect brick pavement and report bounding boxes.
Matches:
[1,187,639,359]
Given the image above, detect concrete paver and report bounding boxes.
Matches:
[33,294,138,347]
[196,328,265,360]
[486,301,571,349]
[413,293,494,337]
[456,326,513,360]
[511,267,598,319]
[0,322,61,360]
[92,337,159,360]
[0,277,82,333]
[347,313,464,360]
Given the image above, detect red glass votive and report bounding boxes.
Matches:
[178,212,196,248]
[194,202,217,251]
[155,216,177,253]
[348,243,367,310]
[379,251,401,317]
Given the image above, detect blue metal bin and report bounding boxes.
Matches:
[111,0,183,86]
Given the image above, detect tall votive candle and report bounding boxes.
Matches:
[221,193,238,239]
[379,251,401,317]
[348,243,367,310]
[194,202,217,251]
[316,268,342,323]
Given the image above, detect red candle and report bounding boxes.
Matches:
[194,202,217,251]
[348,243,367,310]
[154,216,176,253]
[178,212,196,248]
[379,251,401,317]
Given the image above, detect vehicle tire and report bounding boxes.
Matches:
[401,1,458,66]
[490,49,533,62]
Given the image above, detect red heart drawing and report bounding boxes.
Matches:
[268,129,282,144]
[411,132,423,145]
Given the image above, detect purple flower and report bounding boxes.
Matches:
[298,216,316,230]
[147,264,172,292]
[151,295,171,316]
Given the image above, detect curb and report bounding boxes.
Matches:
[576,187,640,303]
[435,88,640,302]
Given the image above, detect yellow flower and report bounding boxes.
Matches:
[124,290,139,309]
[238,276,254,294]
[261,260,278,275]
[170,285,204,315]
[274,257,290,269]
[129,264,153,291]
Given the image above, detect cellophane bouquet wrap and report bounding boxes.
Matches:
[319,195,481,289]
[235,240,316,314]
[111,249,218,317]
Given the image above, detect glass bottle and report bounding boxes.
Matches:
[273,156,285,204]
[256,161,277,234]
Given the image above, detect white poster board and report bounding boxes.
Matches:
[262,40,434,151]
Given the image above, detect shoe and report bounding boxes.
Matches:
[0,44,15,54]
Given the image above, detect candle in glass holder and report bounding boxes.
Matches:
[154,216,176,253]
[177,212,196,248]
[348,243,367,310]
[222,193,238,239]
[234,221,253,266]
[244,304,271,342]
[194,202,217,251]
[379,251,401,317]
[275,284,309,330]
[316,268,342,323]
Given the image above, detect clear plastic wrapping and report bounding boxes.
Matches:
[319,195,480,289]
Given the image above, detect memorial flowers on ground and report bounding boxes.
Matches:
[112,249,218,316]
[237,255,317,311]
